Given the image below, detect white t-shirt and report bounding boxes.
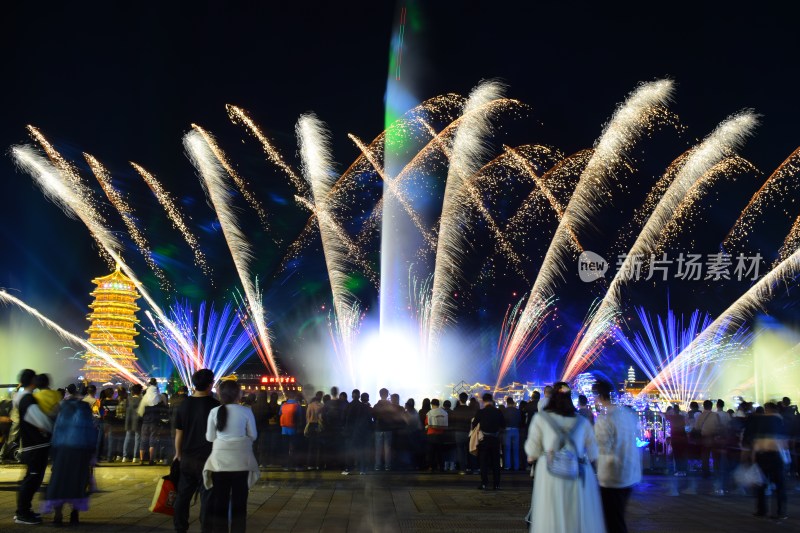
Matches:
[206,404,257,442]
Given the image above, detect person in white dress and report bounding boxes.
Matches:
[524,382,605,533]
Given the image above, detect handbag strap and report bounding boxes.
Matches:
[540,412,581,454]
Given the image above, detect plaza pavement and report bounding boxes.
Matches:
[1,464,800,532]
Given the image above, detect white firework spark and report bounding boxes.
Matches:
[428,80,506,350]
[297,114,362,378]
[496,80,674,387]
[191,123,270,231]
[27,126,113,266]
[183,127,279,377]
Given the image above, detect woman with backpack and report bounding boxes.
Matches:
[41,387,98,526]
[524,382,604,532]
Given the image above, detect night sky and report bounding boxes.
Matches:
[3,1,800,385]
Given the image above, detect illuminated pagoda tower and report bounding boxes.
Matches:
[81,266,141,382]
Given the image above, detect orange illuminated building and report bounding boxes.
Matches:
[81,266,141,383]
[237,372,300,395]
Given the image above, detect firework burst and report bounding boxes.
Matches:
[12,145,197,362]
[561,111,757,381]
[496,80,674,387]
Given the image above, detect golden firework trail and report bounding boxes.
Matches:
[84,153,169,287]
[460,150,537,280]
[358,97,523,237]
[0,289,143,384]
[428,80,506,350]
[294,195,378,287]
[349,133,436,248]
[191,123,270,231]
[503,149,592,247]
[277,95,464,265]
[504,145,566,219]
[226,104,309,196]
[725,147,800,252]
[655,155,756,251]
[183,128,279,377]
[130,161,211,276]
[562,111,758,381]
[393,98,522,188]
[631,151,691,230]
[12,144,197,362]
[780,214,800,264]
[27,126,95,201]
[496,80,674,387]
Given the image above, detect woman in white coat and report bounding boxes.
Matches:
[524,382,605,533]
[203,379,260,533]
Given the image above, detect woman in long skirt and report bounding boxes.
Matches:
[41,391,98,526]
[524,382,605,533]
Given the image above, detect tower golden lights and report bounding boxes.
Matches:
[81,266,141,382]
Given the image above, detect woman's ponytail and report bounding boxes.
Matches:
[215,379,240,432]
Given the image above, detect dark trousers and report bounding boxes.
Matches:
[478,435,501,488]
[95,420,104,458]
[173,454,212,533]
[325,430,343,469]
[374,430,392,470]
[254,429,268,466]
[671,439,688,472]
[700,438,721,477]
[427,433,445,471]
[263,430,279,465]
[454,431,469,471]
[283,433,300,469]
[16,446,49,516]
[307,424,322,469]
[755,451,786,517]
[600,486,632,533]
[209,471,249,533]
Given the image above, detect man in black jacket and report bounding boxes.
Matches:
[15,369,51,525]
[372,388,395,471]
[471,393,505,490]
[173,369,219,533]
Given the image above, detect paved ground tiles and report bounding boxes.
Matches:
[1,464,800,532]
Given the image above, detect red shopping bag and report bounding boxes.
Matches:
[149,477,177,516]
